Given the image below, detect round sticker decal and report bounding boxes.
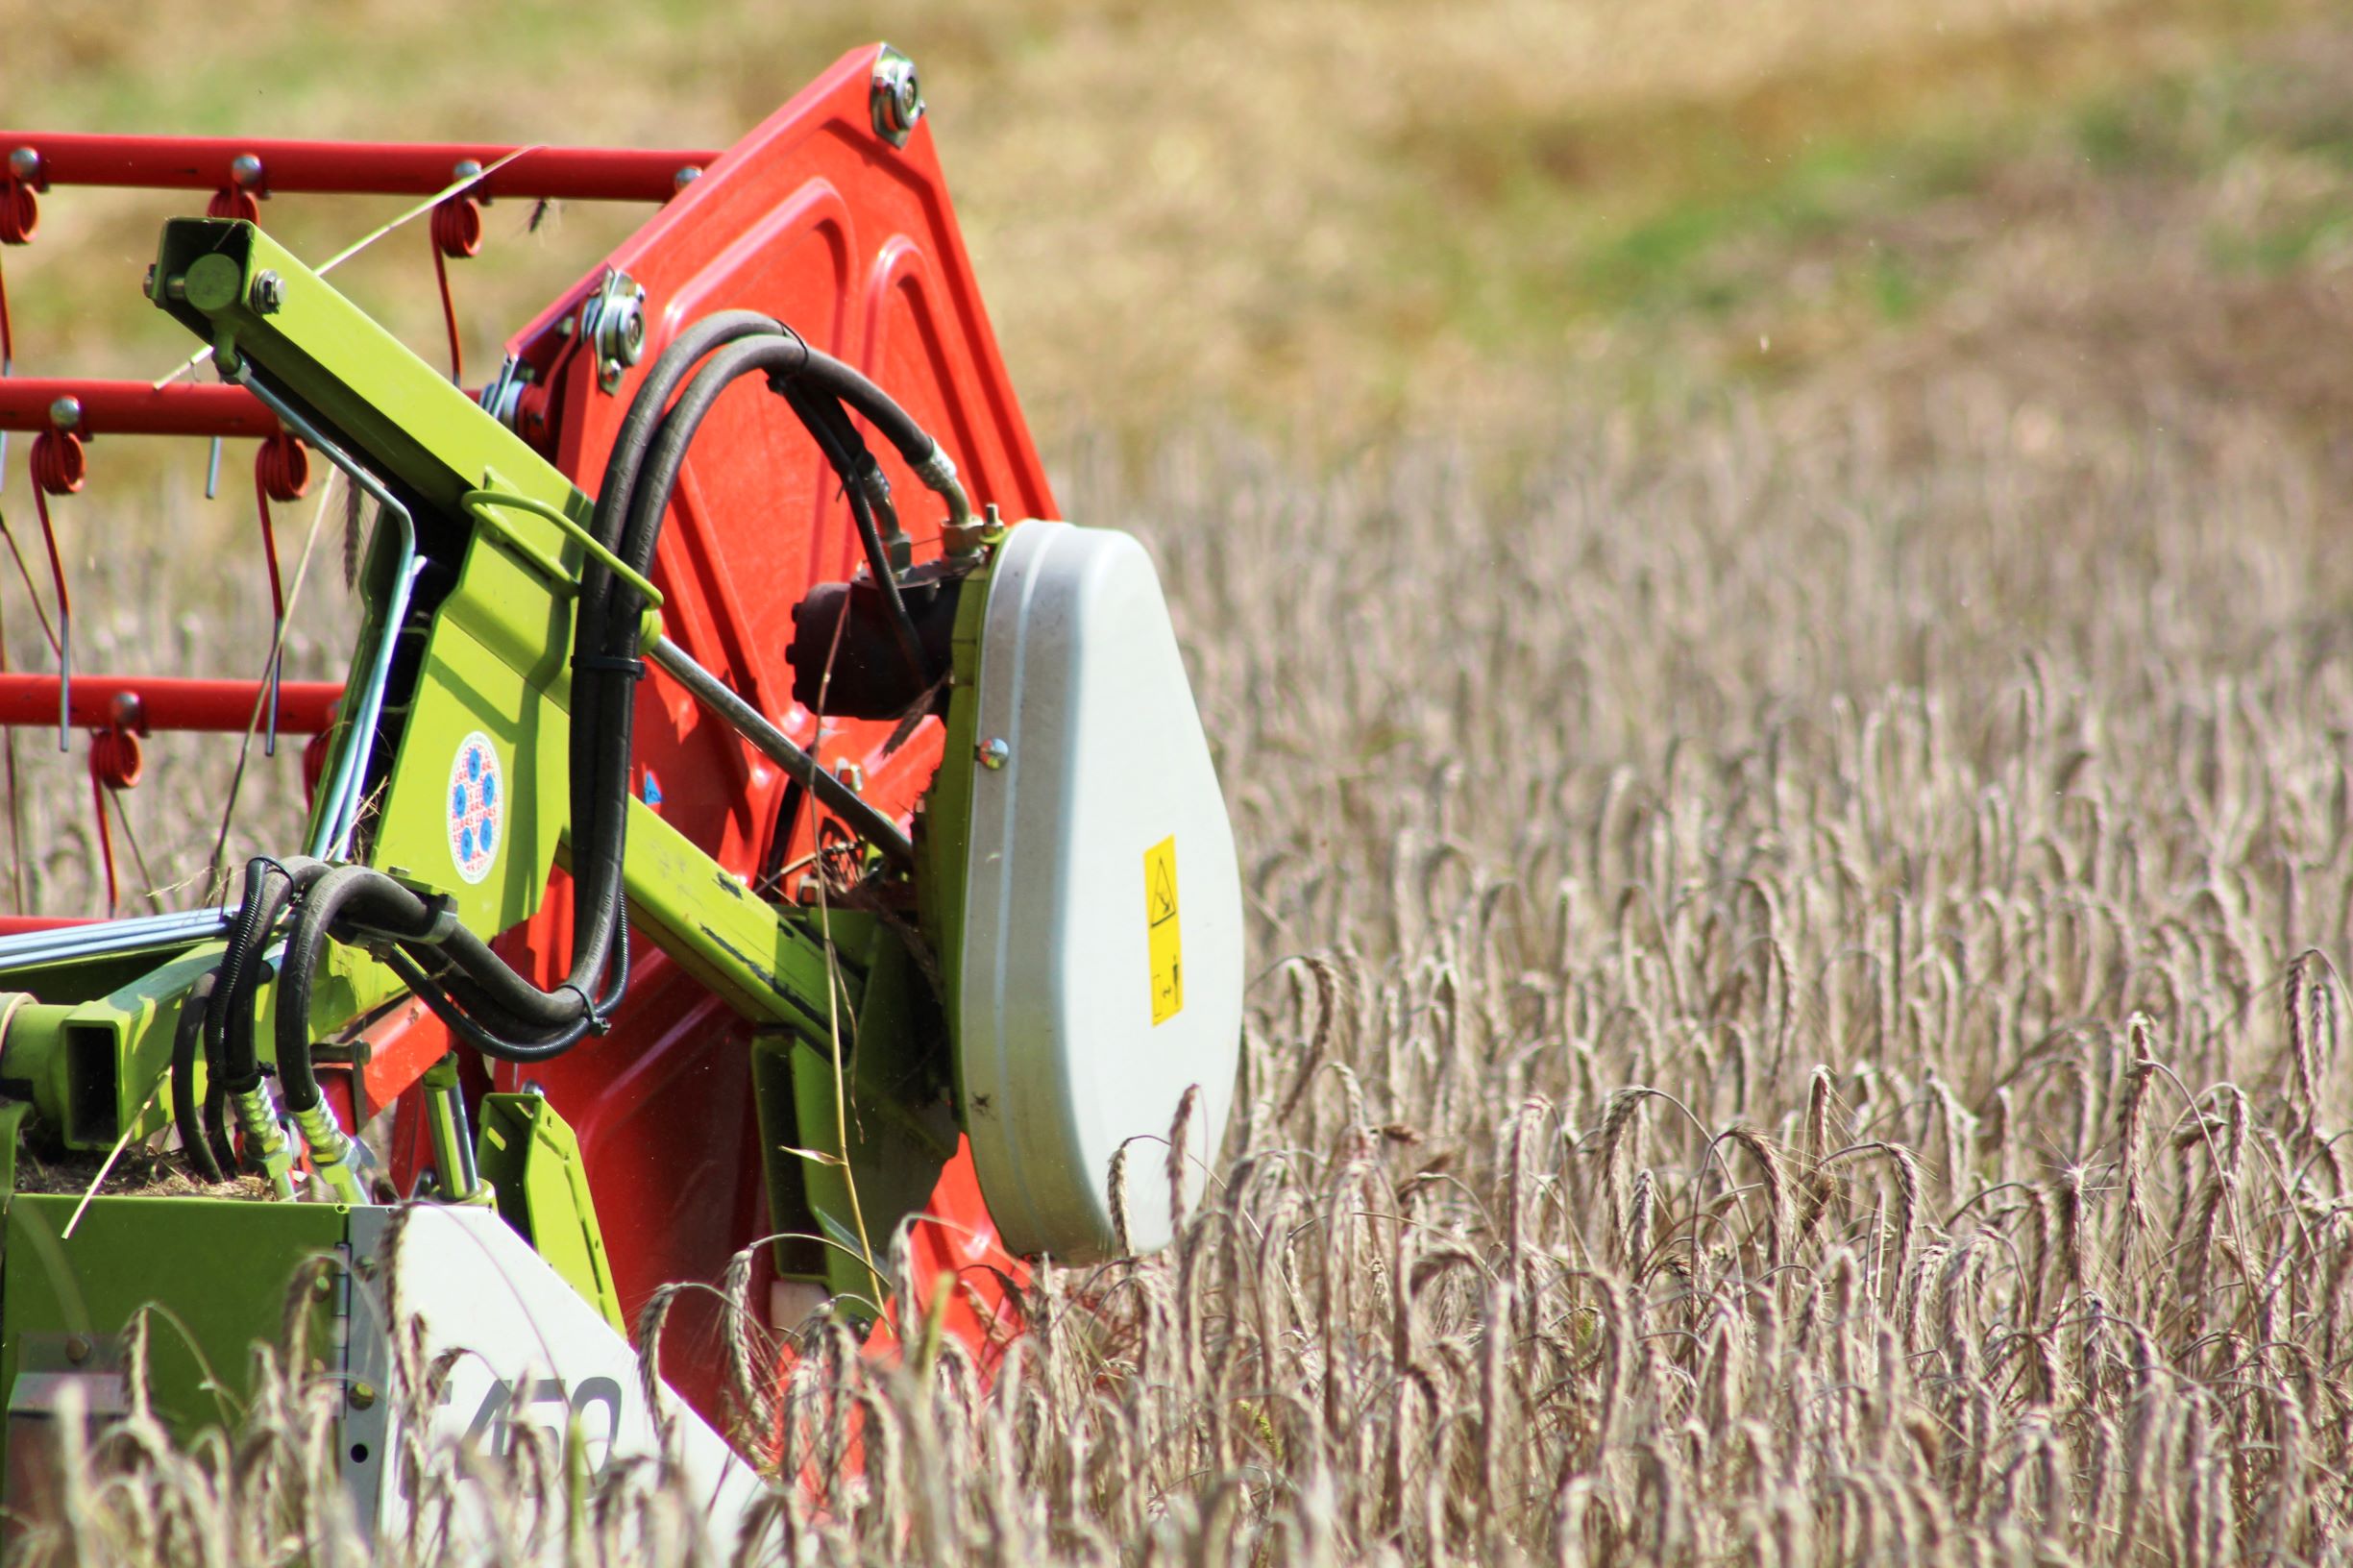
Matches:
[447,731,503,885]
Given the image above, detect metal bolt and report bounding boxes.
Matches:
[230,153,263,190]
[249,269,284,314]
[452,159,483,183]
[63,1335,90,1364]
[142,263,157,295]
[589,272,648,394]
[674,165,702,192]
[522,1079,548,1098]
[870,47,925,148]
[47,395,80,431]
[313,1269,333,1296]
[836,762,866,794]
[977,738,1010,771]
[8,147,37,183]
[347,1380,378,1409]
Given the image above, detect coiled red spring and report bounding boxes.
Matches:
[429,194,482,384]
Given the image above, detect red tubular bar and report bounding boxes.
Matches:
[0,674,342,732]
[0,379,281,437]
[2,135,721,204]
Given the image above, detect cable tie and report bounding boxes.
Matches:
[759,324,811,393]
[554,980,613,1035]
[571,652,646,681]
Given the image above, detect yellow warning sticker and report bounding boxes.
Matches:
[1146,835,1183,1025]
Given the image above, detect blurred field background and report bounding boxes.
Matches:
[17,2,2353,1564]
[3,0,2345,458]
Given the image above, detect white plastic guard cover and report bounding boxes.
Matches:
[956,521,1243,1261]
[354,1204,763,1552]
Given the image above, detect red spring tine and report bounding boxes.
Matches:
[205,186,259,222]
[429,191,482,385]
[28,410,81,752]
[86,707,143,915]
[254,431,308,755]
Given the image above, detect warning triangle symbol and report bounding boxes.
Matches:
[1150,860,1178,924]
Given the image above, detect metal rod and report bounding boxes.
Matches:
[228,369,420,861]
[421,1057,480,1202]
[2,134,716,203]
[645,635,917,870]
[0,379,282,437]
[0,672,342,731]
[0,906,229,966]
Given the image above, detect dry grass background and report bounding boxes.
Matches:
[12,1,2353,1563]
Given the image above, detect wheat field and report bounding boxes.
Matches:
[14,360,2353,1563]
[13,3,2353,1562]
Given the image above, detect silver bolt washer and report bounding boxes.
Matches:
[587,271,648,395]
[230,152,264,189]
[977,737,1010,771]
[870,46,924,149]
[8,147,37,183]
[249,270,284,314]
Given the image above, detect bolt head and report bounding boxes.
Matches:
[230,153,263,189]
[978,737,1010,771]
[674,164,702,192]
[8,147,38,183]
[452,159,483,183]
[348,1380,378,1409]
[249,269,285,314]
[63,1334,90,1364]
[870,50,925,147]
[836,762,866,794]
[47,395,80,431]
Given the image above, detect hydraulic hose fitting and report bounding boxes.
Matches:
[230,1081,299,1200]
[290,1100,374,1206]
[854,459,910,573]
[916,445,982,552]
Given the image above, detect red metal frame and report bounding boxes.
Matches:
[5,45,1052,1431]
[497,45,1053,1417]
[0,134,717,204]
[0,674,340,731]
[0,380,284,438]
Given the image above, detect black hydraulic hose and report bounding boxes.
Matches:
[574,311,782,892]
[377,929,627,1065]
[324,318,785,1070]
[207,855,328,1093]
[782,382,925,685]
[273,864,635,1102]
[203,1071,231,1176]
[170,968,222,1181]
[283,317,970,1073]
[780,344,946,476]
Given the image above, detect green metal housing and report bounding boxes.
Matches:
[0,212,978,1479]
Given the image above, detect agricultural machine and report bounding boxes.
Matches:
[0,44,1241,1538]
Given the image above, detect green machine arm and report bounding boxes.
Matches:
[0,217,932,1262]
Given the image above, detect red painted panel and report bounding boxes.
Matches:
[472,46,1049,1423]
